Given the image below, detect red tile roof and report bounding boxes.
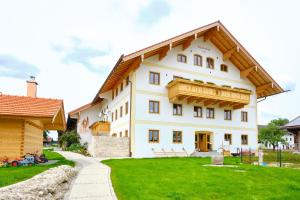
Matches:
[0,94,63,118]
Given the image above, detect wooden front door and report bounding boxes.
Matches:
[195,132,212,152]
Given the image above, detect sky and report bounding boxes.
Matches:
[0,0,300,139]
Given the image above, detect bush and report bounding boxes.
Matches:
[59,130,80,149]
[66,143,90,156]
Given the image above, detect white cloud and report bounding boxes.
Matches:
[0,0,300,133]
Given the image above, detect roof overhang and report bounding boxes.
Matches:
[93,21,284,102]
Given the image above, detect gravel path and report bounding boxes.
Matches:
[58,151,117,200]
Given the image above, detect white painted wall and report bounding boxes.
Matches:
[133,37,258,157]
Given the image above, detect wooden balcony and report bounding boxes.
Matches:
[167,79,251,109]
[89,121,110,136]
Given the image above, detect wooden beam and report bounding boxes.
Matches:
[195,98,204,103]
[204,99,215,106]
[256,82,273,93]
[159,46,169,61]
[182,36,194,51]
[219,101,230,108]
[187,96,197,104]
[223,47,237,61]
[204,28,217,41]
[233,104,245,110]
[178,95,187,101]
[240,66,255,78]
[131,57,142,71]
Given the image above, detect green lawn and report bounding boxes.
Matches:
[103,157,300,200]
[0,150,74,187]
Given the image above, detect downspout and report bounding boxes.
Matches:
[128,79,133,157]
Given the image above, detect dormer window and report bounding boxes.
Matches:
[206,57,214,69]
[194,54,202,66]
[177,54,187,63]
[221,64,228,72]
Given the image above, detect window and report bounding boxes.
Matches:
[224,110,232,120]
[149,72,160,85]
[177,54,187,63]
[115,109,118,120]
[119,131,122,137]
[173,104,182,115]
[241,111,248,122]
[241,135,248,145]
[120,106,123,118]
[115,87,118,96]
[125,130,128,137]
[111,112,114,122]
[112,133,117,137]
[206,108,215,119]
[224,134,232,145]
[149,130,159,143]
[206,57,214,69]
[221,64,228,72]
[125,102,129,115]
[173,131,182,143]
[120,83,123,91]
[194,106,202,118]
[194,54,202,66]
[112,91,114,100]
[149,100,159,114]
[126,76,129,86]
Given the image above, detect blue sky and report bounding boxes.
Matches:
[0,0,300,139]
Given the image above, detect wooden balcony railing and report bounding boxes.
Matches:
[89,121,110,136]
[167,79,251,109]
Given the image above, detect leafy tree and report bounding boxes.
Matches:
[43,130,49,141]
[259,118,289,150]
[58,130,80,149]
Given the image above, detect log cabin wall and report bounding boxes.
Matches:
[0,118,23,159]
[23,120,43,155]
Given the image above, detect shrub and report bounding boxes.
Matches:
[59,130,80,149]
[66,143,90,156]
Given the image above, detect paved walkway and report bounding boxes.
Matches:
[58,151,117,200]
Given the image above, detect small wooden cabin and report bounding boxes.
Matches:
[0,77,66,160]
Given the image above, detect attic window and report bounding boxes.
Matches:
[206,57,214,69]
[221,64,228,72]
[177,54,187,63]
[194,54,202,66]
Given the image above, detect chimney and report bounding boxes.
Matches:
[27,76,38,98]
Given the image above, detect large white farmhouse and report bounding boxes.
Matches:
[68,21,284,158]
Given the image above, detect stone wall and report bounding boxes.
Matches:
[0,165,77,200]
[91,136,129,157]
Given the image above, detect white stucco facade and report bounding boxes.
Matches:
[71,36,259,158]
[132,37,257,157]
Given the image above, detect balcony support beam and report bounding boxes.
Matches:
[219,101,231,108]
[187,96,197,104]
[204,99,215,106]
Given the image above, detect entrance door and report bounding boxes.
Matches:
[195,131,212,152]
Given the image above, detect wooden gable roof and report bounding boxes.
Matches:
[0,94,66,130]
[93,21,284,102]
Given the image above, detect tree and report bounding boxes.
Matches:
[259,118,289,150]
[43,130,49,141]
[58,130,80,149]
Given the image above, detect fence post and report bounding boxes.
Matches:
[249,148,252,164]
[279,148,282,167]
[240,148,243,163]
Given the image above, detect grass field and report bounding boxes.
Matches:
[0,150,74,187]
[103,157,300,200]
